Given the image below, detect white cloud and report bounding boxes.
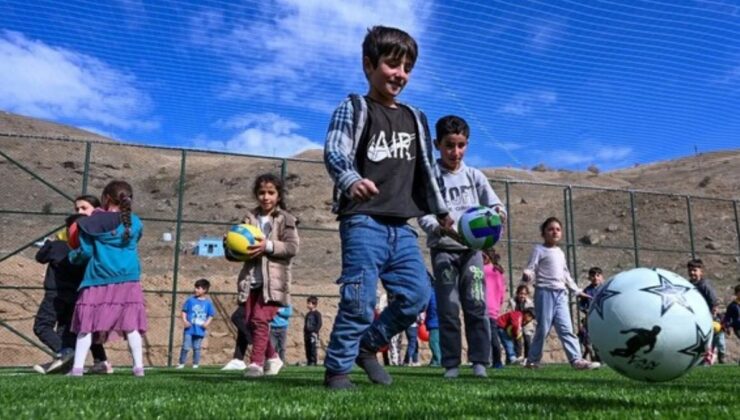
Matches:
[194,113,322,157]
[498,90,558,116]
[78,126,120,140]
[545,143,633,168]
[0,31,158,131]
[190,0,433,105]
[495,141,525,152]
[527,21,567,53]
[116,0,148,29]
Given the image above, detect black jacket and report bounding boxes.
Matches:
[304,310,322,334]
[35,240,85,291]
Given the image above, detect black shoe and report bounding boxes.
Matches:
[324,371,355,390]
[356,348,392,385]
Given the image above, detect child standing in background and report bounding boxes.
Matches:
[403,318,420,366]
[229,174,299,378]
[496,306,536,364]
[686,259,720,365]
[521,217,599,370]
[506,284,534,361]
[425,282,441,367]
[484,251,506,368]
[687,259,719,315]
[578,267,604,313]
[304,296,322,366]
[68,181,148,377]
[270,305,293,363]
[722,285,740,365]
[577,267,603,362]
[177,279,215,369]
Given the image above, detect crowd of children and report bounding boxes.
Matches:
[29,25,737,388]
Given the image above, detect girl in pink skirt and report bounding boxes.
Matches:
[68,180,148,376]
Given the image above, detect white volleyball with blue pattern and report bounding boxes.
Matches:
[457,206,503,250]
[587,267,713,382]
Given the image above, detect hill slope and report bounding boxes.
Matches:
[1,112,738,366]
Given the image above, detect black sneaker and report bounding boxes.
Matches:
[355,348,392,385]
[46,351,75,374]
[324,371,355,390]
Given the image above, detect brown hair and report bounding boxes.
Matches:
[540,216,562,235]
[252,173,286,211]
[435,115,470,141]
[75,194,101,208]
[362,26,418,70]
[102,180,134,242]
[687,258,704,270]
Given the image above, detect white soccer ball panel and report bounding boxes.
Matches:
[587,268,713,382]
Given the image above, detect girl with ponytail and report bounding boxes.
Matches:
[68,180,148,376]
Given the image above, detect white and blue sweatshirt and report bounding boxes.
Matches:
[418,160,505,251]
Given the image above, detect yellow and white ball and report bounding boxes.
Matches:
[225,224,264,261]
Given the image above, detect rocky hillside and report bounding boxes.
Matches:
[1,112,738,366]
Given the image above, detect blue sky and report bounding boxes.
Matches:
[1,0,739,170]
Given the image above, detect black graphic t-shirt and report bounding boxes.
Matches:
[340,97,427,220]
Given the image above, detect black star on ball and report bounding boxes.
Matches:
[640,272,693,317]
[588,283,620,320]
[678,323,711,368]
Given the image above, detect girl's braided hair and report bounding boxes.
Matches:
[102,180,134,242]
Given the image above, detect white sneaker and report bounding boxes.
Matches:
[176,364,185,369]
[221,359,247,371]
[572,359,601,370]
[33,360,53,375]
[264,357,284,376]
[244,363,264,378]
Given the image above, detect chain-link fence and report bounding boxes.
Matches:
[1,135,738,367]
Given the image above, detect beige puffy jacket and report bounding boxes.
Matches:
[234,208,299,306]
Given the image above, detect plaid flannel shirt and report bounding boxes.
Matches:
[323,94,449,216]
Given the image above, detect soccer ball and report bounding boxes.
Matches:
[587,267,713,382]
[457,206,502,250]
[224,224,264,261]
[67,221,81,249]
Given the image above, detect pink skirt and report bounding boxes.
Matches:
[72,281,148,342]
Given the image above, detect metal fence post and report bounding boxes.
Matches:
[563,187,571,264]
[81,141,91,195]
[565,186,580,326]
[280,159,287,182]
[629,191,640,267]
[505,181,513,295]
[568,187,578,278]
[685,196,696,259]
[734,200,740,264]
[166,150,187,367]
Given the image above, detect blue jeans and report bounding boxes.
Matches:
[404,325,419,364]
[497,327,516,363]
[179,333,204,365]
[529,288,582,364]
[324,215,431,374]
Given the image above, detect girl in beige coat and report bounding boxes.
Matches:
[227,174,299,378]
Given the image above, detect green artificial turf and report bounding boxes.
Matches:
[0,365,736,419]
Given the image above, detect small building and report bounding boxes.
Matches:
[192,236,224,258]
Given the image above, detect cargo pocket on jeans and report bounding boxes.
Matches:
[337,273,364,317]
